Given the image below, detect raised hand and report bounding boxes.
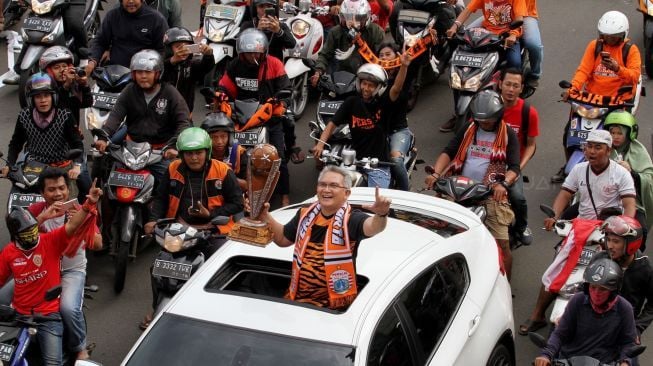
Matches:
[86,178,103,203]
[362,186,391,216]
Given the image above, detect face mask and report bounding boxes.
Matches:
[16,225,39,251]
[589,286,610,305]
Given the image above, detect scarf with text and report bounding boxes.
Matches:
[343,33,437,70]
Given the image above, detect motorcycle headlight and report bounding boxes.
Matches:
[403,32,420,48]
[464,74,482,91]
[450,71,462,89]
[572,104,608,119]
[558,282,584,299]
[86,113,102,131]
[291,19,310,39]
[206,19,226,42]
[31,0,54,14]
[124,150,150,170]
[164,234,184,253]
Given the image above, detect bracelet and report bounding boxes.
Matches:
[376,212,389,218]
[454,20,462,28]
[431,172,441,179]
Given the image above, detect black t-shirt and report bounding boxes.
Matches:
[332,95,388,160]
[382,77,409,132]
[283,209,369,250]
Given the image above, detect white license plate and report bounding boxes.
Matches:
[206,4,238,20]
[92,93,118,110]
[152,259,192,281]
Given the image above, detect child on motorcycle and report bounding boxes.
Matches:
[200,112,248,191]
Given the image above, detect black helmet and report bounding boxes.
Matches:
[6,207,40,251]
[470,90,504,123]
[251,0,278,19]
[201,112,235,133]
[583,257,623,292]
[25,72,58,109]
[164,27,194,46]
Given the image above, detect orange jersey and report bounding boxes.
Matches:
[467,0,527,37]
[526,0,538,18]
[571,39,641,98]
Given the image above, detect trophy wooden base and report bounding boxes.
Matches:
[228,218,273,247]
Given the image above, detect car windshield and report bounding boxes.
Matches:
[126,314,356,366]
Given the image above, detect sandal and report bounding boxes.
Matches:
[289,146,305,164]
[138,314,153,331]
[518,318,547,336]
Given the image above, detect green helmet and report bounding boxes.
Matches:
[604,110,638,141]
[176,127,212,157]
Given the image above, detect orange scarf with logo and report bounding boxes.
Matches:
[354,33,437,70]
[289,202,357,309]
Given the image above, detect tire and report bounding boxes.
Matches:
[290,73,309,119]
[486,343,514,366]
[113,240,129,293]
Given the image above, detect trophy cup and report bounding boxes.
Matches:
[228,144,281,246]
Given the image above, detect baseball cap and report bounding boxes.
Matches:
[586,129,612,146]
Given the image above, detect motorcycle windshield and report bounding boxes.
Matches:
[204,4,245,42]
[234,99,261,125]
[96,65,132,92]
[330,71,356,95]
[461,27,501,50]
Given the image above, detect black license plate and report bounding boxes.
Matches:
[578,248,596,266]
[234,131,260,146]
[92,93,118,110]
[569,130,589,139]
[107,171,146,189]
[9,193,45,208]
[318,101,342,115]
[152,259,192,281]
[23,17,52,32]
[0,342,14,362]
[452,53,484,68]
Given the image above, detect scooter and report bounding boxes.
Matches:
[91,129,163,294]
[151,217,228,315]
[313,147,395,188]
[281,0,327,119]
[84,65,132,137]
[429,173,493,221]
[638,0,653,78]
[14,0,104,107]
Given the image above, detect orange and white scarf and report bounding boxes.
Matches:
[289,202,357,309]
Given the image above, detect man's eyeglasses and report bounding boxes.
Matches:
[317,182,348,190]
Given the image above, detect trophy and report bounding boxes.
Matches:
[229,144,281,246]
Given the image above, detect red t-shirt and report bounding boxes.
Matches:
[369,0,393,30]
[502,98,539,158]
[0,227,69,315]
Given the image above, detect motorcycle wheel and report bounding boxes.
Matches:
[291,73,309,119]
[486,343,514,366]
[113,239,129,293]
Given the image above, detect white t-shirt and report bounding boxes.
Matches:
[562,161,636,219]
[461,129,496,182]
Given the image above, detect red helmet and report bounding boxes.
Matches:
[602,215,644,255]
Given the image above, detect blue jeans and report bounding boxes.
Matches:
[389,128,413,191]
[61,269,86,353]
[522,17,543,79]
[36,313,64,366]
[365,166,391,189]
[110,125,128,145]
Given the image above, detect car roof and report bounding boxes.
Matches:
[162,188,485,345]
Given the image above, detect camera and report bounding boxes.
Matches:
[75,67,86,77]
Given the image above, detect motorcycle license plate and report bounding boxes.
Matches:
[234,131,260,146]
[578,247,596,266]
[318,101,342,115]
[451,52,484,68]
[92,93,118,110]
[568,130,590,140]
[8,193,45,208]
[152,259,192,281]
[0,342,14,362]
[206,4,238,20]
[23,17,52,32]
[107,171,146,189]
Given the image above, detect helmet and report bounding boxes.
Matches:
[339,0,371,30]
[598,10,629,38]
[604,110,638,141]
[39,46,74,71]
[176,127,213,158]
[470,90,504,122]
[251,0,278,19]
[583,256,623,292]
[602,215,644,256]
[130,49,164,81]
[201,112,235,133]
[163,27,194,46]
[356,63,388,97]
[6,207,40,251]
[25,72,58,109]
[236,28,269,55]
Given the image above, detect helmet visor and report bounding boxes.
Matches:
[342,13,368,29]
[16,225,39,250]
[602,216,638,237]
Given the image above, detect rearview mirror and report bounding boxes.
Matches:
[559,80,572,89]
[528,332,547,348]
[539,205,555,218]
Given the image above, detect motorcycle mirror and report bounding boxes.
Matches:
[559,80,572,89]
[44,285,62,302]
[66,149,83,160]
[539,204,556,218]
[625,345,647,358]
[302,58,317,69]
[509,20,523,29]
[528,332,548,348]
[211,216,230,226]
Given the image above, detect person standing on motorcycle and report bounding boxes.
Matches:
[520,129,637,336]
[2,73,85,194]
[86,0,169,75]
[242,0,296,62]
[201,112,248,191]
[551,10,641,183]
[311,0,385,86]
[604,110,653,250]
[533,258,637,366]
[146,0,182,28]
[425,90,519,280]
[218,28,293,206]
[499,67,539,246]
[0,185,102,365]
[27,168,102,361]
[313,63,392,188]
[163,27,215,113]
[94,50,191,183]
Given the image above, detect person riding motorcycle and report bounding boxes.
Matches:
[241,0,296,62]
[603,110,653,248]
[534,257,637,366]
[313,63,392,188]
[218,28,294,206]
[311,0,385,86]
[200,112,248,191]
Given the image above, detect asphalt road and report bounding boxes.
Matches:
[0,0,651,365]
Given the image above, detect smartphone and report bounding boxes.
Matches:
[600,51,610,60]
[186,43,201,53]
[264,7,276,17]
[61,198,77,211]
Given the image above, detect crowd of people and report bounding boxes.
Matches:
[0,0,650,364]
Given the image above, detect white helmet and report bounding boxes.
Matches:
[356,63,388,97]
[339,0,371,30]
[598,11,629,38]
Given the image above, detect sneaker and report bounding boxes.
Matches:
[439,116,456,132]
[518,227,533,246]
[2,71,19,85]
[550,166,567,184]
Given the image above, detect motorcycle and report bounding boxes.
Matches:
[151,217,228,315]
[14,0,104,107]
[559,80,641,176]
[84,65,132,138]
[2,0,28,30]
[91,129,163,294]
[638,0,653,78]
[429,173,492,221]
[281,0,327,119]
[312,147,395,187]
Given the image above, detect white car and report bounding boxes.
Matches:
[122,188,514,366]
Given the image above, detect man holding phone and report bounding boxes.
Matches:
[241,0,296,61]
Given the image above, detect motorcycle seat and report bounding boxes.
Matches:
[0,325,21,342]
